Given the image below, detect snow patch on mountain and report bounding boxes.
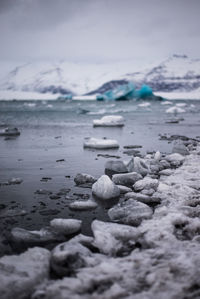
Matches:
[0,55,200,100]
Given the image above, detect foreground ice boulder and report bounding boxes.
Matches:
[108,199,153,225]
[91,220,140,256]
[93,115,124,127]
[92,175,120,200]
[50,234,94,277]
[50,219,82,235]
[0,247,50,299]
[84,137,119,149]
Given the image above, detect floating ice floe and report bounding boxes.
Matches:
[69,200,98,211]
[161,100,173,105]
[138,102,151,108]
[176,103,187,107]
[83,137,119,149]
[93,115,125,127]
[50,219,82,235]
[92,175,120,200]
[0,127,20,136]
[166,106,186,114]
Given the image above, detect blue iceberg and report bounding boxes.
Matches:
[96,82,161,101]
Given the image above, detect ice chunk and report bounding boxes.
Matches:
[133,177,159,192]
[0,247,50,299]
[83,137,119,149]
[91,220,140,255]
[50,218,82,235]
[172,141,189,156]
[92,175,120,200]
[10,227,66,246]
[93,115,124,127]
[0,127,20,136]
[166,106,186,113]
[108,198,153,225]
[112,172,142,187]
[117,185,132,194]
[50,235,93,277]
[125,191,161,204]
[133,157,149,176]
[69,200,98,211]
[138,102,151,108]
[165,153,185,167]
[74,173,96,186]
[105,158,133,175]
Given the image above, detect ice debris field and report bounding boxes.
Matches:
[1,123,200,298]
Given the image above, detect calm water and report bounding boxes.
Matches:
[0,99,200,238]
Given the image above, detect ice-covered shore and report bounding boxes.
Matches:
[1,146,200,298]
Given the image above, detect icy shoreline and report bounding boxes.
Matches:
[1,142,200,298]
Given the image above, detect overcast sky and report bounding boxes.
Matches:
[0,0,200,65]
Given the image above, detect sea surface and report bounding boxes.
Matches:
[0,99,200,239]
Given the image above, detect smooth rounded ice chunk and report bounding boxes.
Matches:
[50,218,82,235]
[92,175,120,200]
[74,173,96,186]
[83,137,119,149]
[91,220,140,255]
[112,172,142,187]
[69,200,98,211]
[166,106,186,114]
[93,115,124,127]
[133,177,159,192]
[108,199,153,225]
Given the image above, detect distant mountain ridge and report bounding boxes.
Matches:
[0,55,200,98]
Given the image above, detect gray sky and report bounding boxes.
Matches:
[0,0,200,64]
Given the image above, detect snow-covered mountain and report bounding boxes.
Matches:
[0,55,200,99]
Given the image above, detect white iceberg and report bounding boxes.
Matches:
[93,115,124,127]
[83,137,119,149]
